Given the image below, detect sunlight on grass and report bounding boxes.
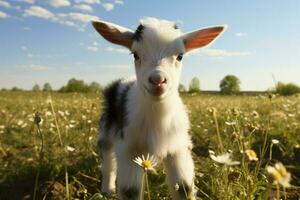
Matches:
[0,91,299,199]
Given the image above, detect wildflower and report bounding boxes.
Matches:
[208,150,215,155]
[210,152,240,166]
[34,113,43,125]
[65,110,70,116]
[58,110,64,117]
[207,107,217,114]
[82,115,87,120]
[45,111,52,116]
[66,146,75,152]
[174,183,179,191]
[133,154,157,172]
[225,121,236,126]
[266,163,291,188]
[231,108,239,116]
[28,115,34,122]
[21,122,28,128]
[272,139,279,144]
[90,127,97,132]
[87,120,92,124]
[17,120,24,126]
[46,97,52,104]
[252,111,259,118]
[245,149,258,161]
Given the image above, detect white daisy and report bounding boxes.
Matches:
[210,153,240,166]
[133,154,157,172]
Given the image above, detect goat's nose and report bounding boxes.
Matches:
[149,73,167,86]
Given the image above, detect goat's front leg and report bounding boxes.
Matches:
[97,136,117,195]
[116,152,143,200]
[163,148,195,200]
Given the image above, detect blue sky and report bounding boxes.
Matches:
[0,0,299,91]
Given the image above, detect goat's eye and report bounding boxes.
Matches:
[133,52,139,60]
[176,53,183,61]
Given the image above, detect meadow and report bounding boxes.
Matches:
[0,91,299,200]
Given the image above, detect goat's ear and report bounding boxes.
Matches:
[182,25,226,52]
[92,20,134,49]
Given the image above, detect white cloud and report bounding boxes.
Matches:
[106,47,129,54]
[75,0,100,4]
[99,64,132,69]
[23,6,99,31]
[0,11,8,18]
[24,6,56,20]
[18,64,52,71]
[73,4,93,12]
[87,46,98,51]
[235,32,248,37]
[93,41,98,46]
[47,0,71,8]
[202,49,251,57]
[60,20,76,27]
[23,27,32,31]
[17,0,35,4]
[21,46,28,51]
[189,48,251,57]
[27,53,33,57]
[115,0,123,5]
[102,3,114,11]
[0,1,11,8]
[57,12,99,23]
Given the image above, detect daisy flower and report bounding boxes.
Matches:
[245,149,258,161]
[272,139,279,145]
[210,152,240,166]
[133,154,157,173]
[266,162,291,188]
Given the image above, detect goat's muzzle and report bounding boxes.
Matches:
[147,71,167,97]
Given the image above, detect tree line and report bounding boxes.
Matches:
[184,75,300,96]
[3,76,300,96]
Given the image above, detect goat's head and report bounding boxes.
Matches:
[92,18,226,101]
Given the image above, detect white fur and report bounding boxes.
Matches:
[94,17,225,200]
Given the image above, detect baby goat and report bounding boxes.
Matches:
[92,18,225,200]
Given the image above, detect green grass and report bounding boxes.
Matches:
[0,91,299,199]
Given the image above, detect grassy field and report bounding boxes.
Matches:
[0,91,299,200]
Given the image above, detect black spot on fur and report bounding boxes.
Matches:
[117,84,133,139]
[97,137,112,150]
[100,80,133,139]
[121,187,139,199]
[174,24,179,29]
[133,24,144,41]
[101,80,121,132]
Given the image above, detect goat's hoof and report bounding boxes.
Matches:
[101,187,116,196]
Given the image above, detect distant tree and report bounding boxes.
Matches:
[89,81,102,93]
[275,82,300,96]
[11,87,22,92]
[59,78,90,93]
[178,83,187,93]
[220,75,241,94]
[32,84,41,92]
[189,77,200,93]
[43,83,52,92]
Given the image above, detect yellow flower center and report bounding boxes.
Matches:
[142,160,152,168]
[272,170,283,182]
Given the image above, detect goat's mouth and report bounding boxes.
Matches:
[144,85,167,99]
